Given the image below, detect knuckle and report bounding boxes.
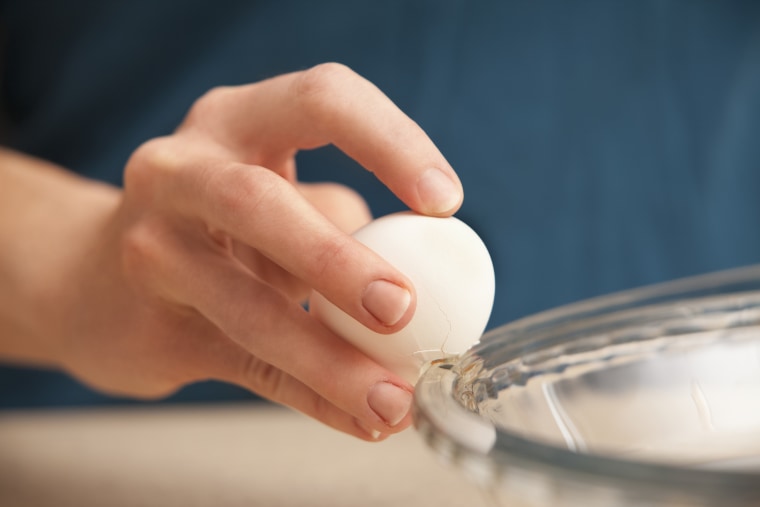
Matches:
[238,356,334,424]
[211,164,282,219]
[312,233,353,280]
[323,183,373,230]
[130,382,182,401]
[239,356,287,400]
[185,85,235,125]
[295,62,356,114]
[79,369,182,401]
[322,182,365,205]
[123,137,177,196]
[120,220,167,283]
[308,394,334,423]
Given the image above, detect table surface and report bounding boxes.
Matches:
[0,403,488,507]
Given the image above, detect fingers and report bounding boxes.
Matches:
[175,320,394,441]
[223,355,394,441]
[229,182,373,303]
[182,63,463,216]
[128,225,414,439]
[138,148,416,333]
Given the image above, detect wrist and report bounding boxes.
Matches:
[0,149,121,367]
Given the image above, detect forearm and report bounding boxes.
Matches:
[0,147,120,366]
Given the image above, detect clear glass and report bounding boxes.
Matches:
[413,265,760,506]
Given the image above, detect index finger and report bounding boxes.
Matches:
[183,62,463,217]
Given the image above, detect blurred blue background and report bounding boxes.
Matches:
[1,0,759,407]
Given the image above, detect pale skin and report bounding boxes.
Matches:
[0,63,463,441]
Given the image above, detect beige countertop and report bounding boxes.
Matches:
[0,403,487,507]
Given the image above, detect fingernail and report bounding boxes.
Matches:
[417,167,461,214]
[356,419,383,441]
[368,382,412,427]
[362,280,411,326]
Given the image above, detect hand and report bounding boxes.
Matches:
[3,63,463,440]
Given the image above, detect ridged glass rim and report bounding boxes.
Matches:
[413,265,760,504]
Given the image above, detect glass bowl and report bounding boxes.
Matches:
[413,265,760,506]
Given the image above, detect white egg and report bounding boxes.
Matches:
[309,211,495,384]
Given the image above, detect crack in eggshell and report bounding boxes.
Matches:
[430,289,453,355]
[309,212,494,385]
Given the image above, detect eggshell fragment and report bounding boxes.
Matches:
[309,211,495,384]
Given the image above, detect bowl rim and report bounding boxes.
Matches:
[413,264,760,502]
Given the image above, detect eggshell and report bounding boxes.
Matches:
[309,211,495,384]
